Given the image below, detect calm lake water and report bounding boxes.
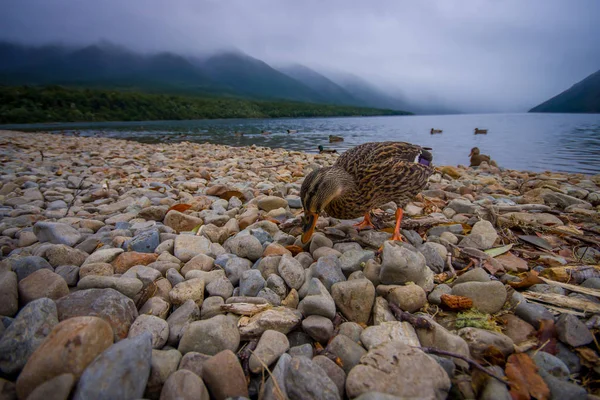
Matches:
[5,113,600,174]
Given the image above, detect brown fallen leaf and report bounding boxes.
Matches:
[536,319,558,355]
[505,353,550,400]
[220,190,244,201]
[167,203,192,213]
[440,294,473,311]
[284,245,304,256]
[481,345,506,368]
[508,270,545,289]
[575,347,600,368]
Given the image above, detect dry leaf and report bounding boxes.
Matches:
[575,347,600,368]
[440,294,473,310]
[508,270,545,289]
[482,345,506,367]
[536,319,558,355]
[168,203,192,213]
[505,353,550,400]
[221,190,244,200]
[285,245,304,256]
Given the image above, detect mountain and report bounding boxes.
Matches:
[529,69,600,113]
[278,64,360,106]
[0,41,411,112]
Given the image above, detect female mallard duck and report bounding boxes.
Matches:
[300,141,434,243]
[474,128,488,134]
[329,135,344,143]
[430,128,443,134]
[469,147,497,167]
[318,145,337,154]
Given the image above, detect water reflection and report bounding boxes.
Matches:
[3,113,600,174]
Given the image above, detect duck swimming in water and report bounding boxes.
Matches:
[300,141,434,244]
[329,135,344,143]
[430,128,442,134]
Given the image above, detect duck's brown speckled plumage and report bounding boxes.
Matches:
[301,141,434,219]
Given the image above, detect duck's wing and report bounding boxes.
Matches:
[335,141,428,179]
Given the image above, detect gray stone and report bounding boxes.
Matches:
[298,278,336,319]
[312,255,346,291]
[224,234,263,261]
[427,223,464,237]
[261,353,290,400]
[285,357,340,400]
[123,228,160,253]
[258,287,282,306]
[458,327,514,358]
[178,352,211,377]
[128,314,169,349]
[266,274,287,298]
[170,278,204,306]
[0,298,58,374]
[77,276,143,299]
[26,373,75,400]
[145,349,182,399]
[539,374,587,400]
[302,315,334,344]
[239,269,265,297]
[331,279,375,324]
[382,284,427,313]
[478,366,510,400]
[532,351,570,379]
[418,243,446,273]
[206,276,234,299]
[338,322,364,343]
[309,233,334,254]
[249,330,290,373]
[288,343,314,359]
[556,313,594,347]
[139,297,171,319]
[166,299,200,346]
[360,321,420,350]
[451,281,507,314]
[379,242,433,291]
[452,268,491,285]
[447,199,478,214]
[543,192,591,209]
[0,270,18,316]
[327,334,367,374]
[33,221,82,246]
[160,369,209,400]
[178,315,240,355]
[428,284,452,305]
[458,220,498,250]
[174,235,212,263]
[73,332,152,400]
[46,244,88,267]
[82,248,123,265]
[238,308,302,338]
[166,268,185,287]
[372,297,395,326]
[312,355,346,399]
[278,254,305,290]
[18,269,69,304]
[415,316,471,369]
[9,256,53,281]
[200,296,225,319]
[54,265,79,286]
[55,288,138,341]
[339,250,375,275]
[515,301,554,329]
[345,342,451,400]
[224,256,252,286]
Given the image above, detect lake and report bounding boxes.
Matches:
[4,113,600,174]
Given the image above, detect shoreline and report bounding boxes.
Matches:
[1,129,600,398]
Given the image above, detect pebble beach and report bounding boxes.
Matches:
[1,129,600,399]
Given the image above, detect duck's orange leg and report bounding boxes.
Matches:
[390,208,405,242]
[353,211,375,230]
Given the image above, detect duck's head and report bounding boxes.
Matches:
[318,145,324,152]
[469,147,480,157]
[299,167,353,243]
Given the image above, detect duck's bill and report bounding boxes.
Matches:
[469,150,474,157]
[301,211,318,244]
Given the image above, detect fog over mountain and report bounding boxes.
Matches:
[2,0,600,113]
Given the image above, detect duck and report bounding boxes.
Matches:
[287,129,298,134]
[261,130,271,135]
[469,147,497,167]
[474,128,488,134]
[300,141,434,244]
[318,145,337,154]
[234,131,244,137]
[329,135,344,143]
[430,128,443,134]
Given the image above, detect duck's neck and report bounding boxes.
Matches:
[323,167,365,219]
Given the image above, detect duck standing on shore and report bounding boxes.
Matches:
[469,147,497,167]
[318,145,337,154]
[300,141,434,243]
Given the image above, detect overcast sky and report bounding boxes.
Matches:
[2,0,599,113]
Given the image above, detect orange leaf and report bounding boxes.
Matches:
[481,345,506,368]
[285,245,304,256]
[168,203,192,213]
[440,294,473,311]
[508,270,545,289]
[505,353,550,400]
[536,319,558,355]
[221,190,244,201]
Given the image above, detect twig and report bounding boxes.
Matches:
[64,177,87,217]
[389,303,433,330]
[445,252,456,277]
[238,339,258,379]
[417,347,508,385]
[249,349,285,400]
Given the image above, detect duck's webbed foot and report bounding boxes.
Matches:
[353,211,375,230]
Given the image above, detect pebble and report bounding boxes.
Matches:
[178,314,240,355]
[128,314,170,349]
[327,334,367,374]
[515,301,554,329]
[56,288,138,341]
[346,341,451,399]
[139,296,171,319]
[145,349,182,399]
[16,316,114,399]
[18,268,69,305]
[312,255,346,291]
[238,307,303,338]
[73,331,152,400]
[54,265,79,286]
[26,373,75,400]
[381,283,427,313]
[278,254,305,290]
[360,321,420,350]
[379,242,433,291]
[45,244,88,267]
[0,270,18,316]
[201,350,249,400]
[331,279,375,323]
[206,276,234,299]
[169,278,205,306]
[556,314,594,347]
[339,249,375,275]
[415,317,471,369]
[239,269,265,297]
[0,298,58,374]
[302,315,334,344]
[174,235,212,262]
[224,234,263,261]
[298,278,336,319]
[77,275,143,298]
[458,327,514,358]
[451,281,507,314]
[249,330,290,373]
[285,356,341,400]
[164,210,204,233]
[160,369,209,400]
[458,220,498,249]
[33,221,82,247]
[9,255,53,281]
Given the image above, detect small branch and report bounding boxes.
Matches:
[64,177,87,217]
[389,303,433,330]
[238,339,258,379]
[249,348,285,400]
[417,346,508,385]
